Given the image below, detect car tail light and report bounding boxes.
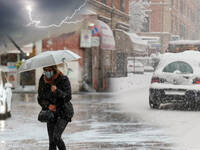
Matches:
[193,78,200,84]
[151,77,165,83]
[151,77,159,83]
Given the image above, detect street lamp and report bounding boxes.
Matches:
[26,5,32,12]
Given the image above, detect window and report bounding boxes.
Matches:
[101,0,106,4]
[120,0,124,12]
[180,0,183,14]
[142,17,149,32]
[175,16,178,33]
[163,61,193,74]
[187,7,189,17]
[191,12,195,22]
[171,15,174,33]
[180,23,185,39]
[171,0,174,7]
[176,0,178,8]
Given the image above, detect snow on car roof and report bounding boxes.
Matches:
[159,50,200,61]
[155,50,200,74]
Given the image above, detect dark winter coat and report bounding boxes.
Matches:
[37,74,73,121]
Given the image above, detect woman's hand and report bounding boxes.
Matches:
[51,85,57,92]
[48,104,56,112]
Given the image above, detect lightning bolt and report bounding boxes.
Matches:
[27,0,87,28]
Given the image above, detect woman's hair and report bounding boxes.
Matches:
[43,65,57,70]
[52,65,59,74]
[50,65,57,70]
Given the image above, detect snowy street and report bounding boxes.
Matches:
[1,0,200,149]
[0,73,200,149]
[114,73,200,150]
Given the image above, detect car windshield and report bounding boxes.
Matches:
[162,61,193,74]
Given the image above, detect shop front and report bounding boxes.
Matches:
[114,29,148,76]
[81,18,116,91]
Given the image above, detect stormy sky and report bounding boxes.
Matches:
[0,0,86,50]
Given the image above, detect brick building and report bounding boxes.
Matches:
[41,0,130,92]
[149,0,200,40]
[89,0,130,30]
[130,0,200,53]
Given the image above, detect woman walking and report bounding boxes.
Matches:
[37,65,73,150]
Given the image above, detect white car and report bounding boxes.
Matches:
[127,60,144,74]
[0,70,12,119]
[149,51,200,110]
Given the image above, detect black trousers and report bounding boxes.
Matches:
[47,118,68,150]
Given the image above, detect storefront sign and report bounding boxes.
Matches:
[80,30,92,48]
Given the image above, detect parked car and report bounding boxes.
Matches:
[0,69,12,119]
[149,51,200,110]
[127,60,144,74]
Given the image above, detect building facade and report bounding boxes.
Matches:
[42,0,130,92]
[89,0,130,30]
[129,0,200,53]
[149,0,200,40]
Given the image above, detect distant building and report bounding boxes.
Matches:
[149,0,200,40]
[129,0,200,53]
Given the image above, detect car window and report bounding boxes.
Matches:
[163,61,193,74]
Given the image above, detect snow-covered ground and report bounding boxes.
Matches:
[108,73,152,93]
[2,72,200,149]
[114,72,200,149]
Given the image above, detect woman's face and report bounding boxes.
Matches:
[43,67,54,79]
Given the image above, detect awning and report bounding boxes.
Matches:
[96,20,115,50]
[114,29,148,55]
[125,32,148,52]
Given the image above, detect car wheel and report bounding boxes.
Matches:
[186,91,196,110]
[149,96,160,109]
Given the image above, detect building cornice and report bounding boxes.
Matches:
[88,0,129,21]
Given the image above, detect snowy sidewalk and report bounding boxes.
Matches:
[12,85,37,94]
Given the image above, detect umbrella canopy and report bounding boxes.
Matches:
[19,50,81,72]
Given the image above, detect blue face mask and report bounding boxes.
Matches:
[44,71,54,79]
